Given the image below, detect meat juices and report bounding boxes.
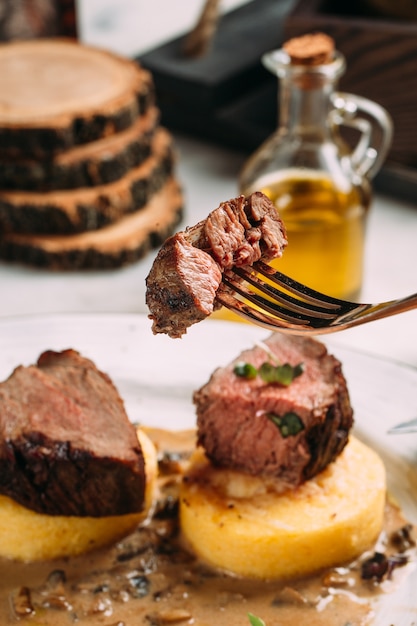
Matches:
[0,349,146,517]
[195,333,353,488]
[145,192,288,337]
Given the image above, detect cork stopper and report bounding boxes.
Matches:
[283,32,335,66]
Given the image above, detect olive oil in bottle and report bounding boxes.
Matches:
[255,170,371,300]
[238,33,392,303]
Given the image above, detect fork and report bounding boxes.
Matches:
[216,260,417,335]
[387,417,417,434]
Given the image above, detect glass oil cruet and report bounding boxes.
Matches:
[239,33,393,300]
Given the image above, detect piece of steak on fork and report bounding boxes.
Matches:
[145,192,287,338]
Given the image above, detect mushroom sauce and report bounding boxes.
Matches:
[0,429,415,626]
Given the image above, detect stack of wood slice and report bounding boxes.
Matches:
[0,39,184,270]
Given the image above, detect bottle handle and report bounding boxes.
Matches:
[330,92,393,179]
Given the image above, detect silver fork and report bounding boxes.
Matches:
[216,260,417,335]
[387,417,417,434]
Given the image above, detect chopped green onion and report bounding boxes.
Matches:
[234,360,304,386]
[266,412,305,438]
[248,613,266,626]
[259,361,304,385]
[234,362,258,379]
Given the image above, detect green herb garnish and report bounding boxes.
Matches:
[266,411,305,438]
[234,361,258,379]
[248,613,266,626]
[258,361,304,385]
[234,361,303,386]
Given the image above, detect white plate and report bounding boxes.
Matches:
[0,313,415,625]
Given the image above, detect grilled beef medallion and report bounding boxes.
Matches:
[0,349,146,517]
[145,192,288,338]
[195,333,353,489]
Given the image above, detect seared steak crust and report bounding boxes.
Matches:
[195,333,353,489]
[0,350,146,517]
[145,232,223,338]
[146,192,287,337]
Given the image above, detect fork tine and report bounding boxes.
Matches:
[219,262,372,331]
[232,266,338,320]
[216,289,315,332]
[221,274,311,324]
[254,261,357,311]
[221,270,349,329]
[217,262,417,334]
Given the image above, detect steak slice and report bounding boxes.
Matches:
[0,349,146,517]
[195,333,353,489]
[146,192,287,338]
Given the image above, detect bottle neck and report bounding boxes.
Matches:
[279,74,336,139]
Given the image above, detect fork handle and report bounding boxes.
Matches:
[355,293,417,326]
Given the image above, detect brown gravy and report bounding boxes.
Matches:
[0,429,415,626]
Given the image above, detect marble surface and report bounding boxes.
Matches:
[0,0,416,369]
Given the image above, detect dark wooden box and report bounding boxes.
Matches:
[138,0,417,199]
[137,0,291,150]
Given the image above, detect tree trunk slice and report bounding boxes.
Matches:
[0,127,175,235]
[0,107,160,191]
[0,178,183,270]
[0,39,154,157]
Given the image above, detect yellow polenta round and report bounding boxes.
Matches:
[0,428,157,562]
[179,436,386,580]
